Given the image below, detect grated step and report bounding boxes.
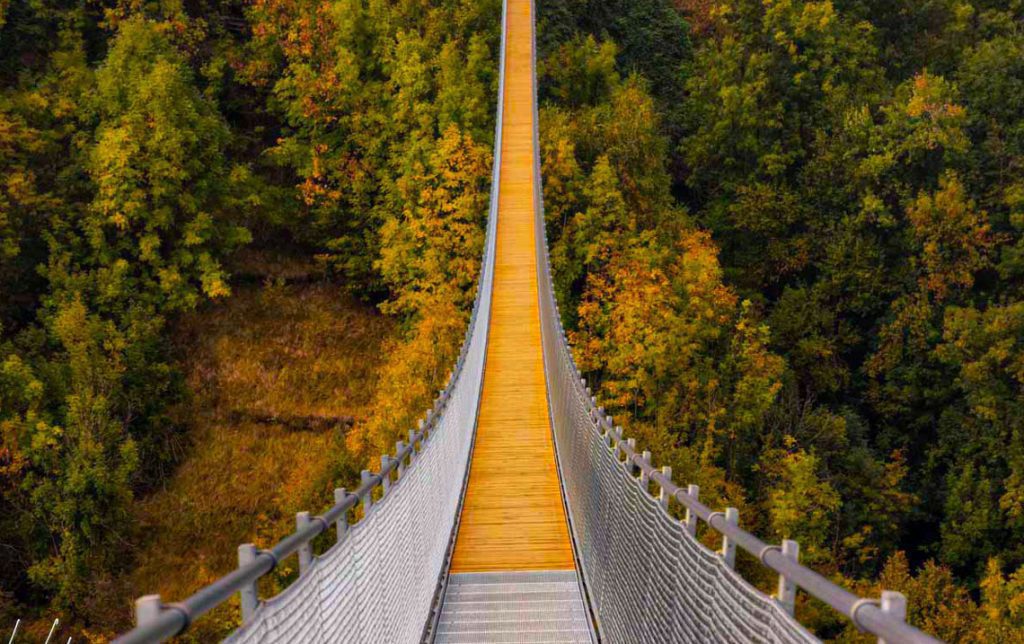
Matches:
[439,618,591,633]
[434,632,592,644]
[436,571,594,644]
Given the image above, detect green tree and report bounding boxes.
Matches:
[763,444,841,564]
[52,16,249,314]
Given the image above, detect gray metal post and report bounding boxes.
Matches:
[879,591,907,644]
[381,455,391,496]
[777,540,799,615]
[361,470,374,514]
[238,544,258,624]
[333,488,348,542]
[396,441,406,476]
[296,512,313,574]
[44,619,58,644]
[685,485,699,535]
[721,508,739,569]
[135,595,162,628]
[640,451,652,488]
[659,467,672,510]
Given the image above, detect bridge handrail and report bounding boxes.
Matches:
[112,0,509,639]
[611,415,938,642]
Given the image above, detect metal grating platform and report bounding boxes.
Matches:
[435,571,595,643]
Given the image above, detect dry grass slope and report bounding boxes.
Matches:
[124,273,395,640]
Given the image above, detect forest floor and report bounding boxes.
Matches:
[92,251,395,641]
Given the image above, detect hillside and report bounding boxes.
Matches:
[125,262,393,640]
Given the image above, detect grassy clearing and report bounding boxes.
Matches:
[111,270,394,640]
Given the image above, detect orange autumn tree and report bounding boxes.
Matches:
[573,227,784,511]
[347,125,491,462]
[539,34,785,515]
[242,0,499,470]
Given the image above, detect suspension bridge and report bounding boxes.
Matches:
[114,1,943,642]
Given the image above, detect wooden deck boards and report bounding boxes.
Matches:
[448,0,575,573]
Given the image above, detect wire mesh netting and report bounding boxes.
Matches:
[540,338,819,643]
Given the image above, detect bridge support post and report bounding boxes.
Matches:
[361,470,374,514]
[777,539,799,615]
[626,438,637,473]
[396,441,406,477]
[381,455,391,497]
[613,427,623,458]
[878,591,907,644]
[640,451,652,488]
[659,467,672,510]
[334,488,348,542]
[608,421,620,460]
[238,543,259,624]
[684,485,699,535]
[296,512,313,574]
[135,594,162,628]
[409,429,417,462]
[721,508,739,569]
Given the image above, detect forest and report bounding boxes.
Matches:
[1,0,1024,641]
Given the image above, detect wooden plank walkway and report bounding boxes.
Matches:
[448,0,574,573]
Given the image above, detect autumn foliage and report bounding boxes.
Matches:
[3,0,1024,640]
[540,0,1024,638]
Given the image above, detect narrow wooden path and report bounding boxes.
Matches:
[448,0,574,573]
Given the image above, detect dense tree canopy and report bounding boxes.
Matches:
[537,0,1024,638]
[3,0,1024,639]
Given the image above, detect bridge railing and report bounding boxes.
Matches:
[526,1,941,642]
[111,1,509,641]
